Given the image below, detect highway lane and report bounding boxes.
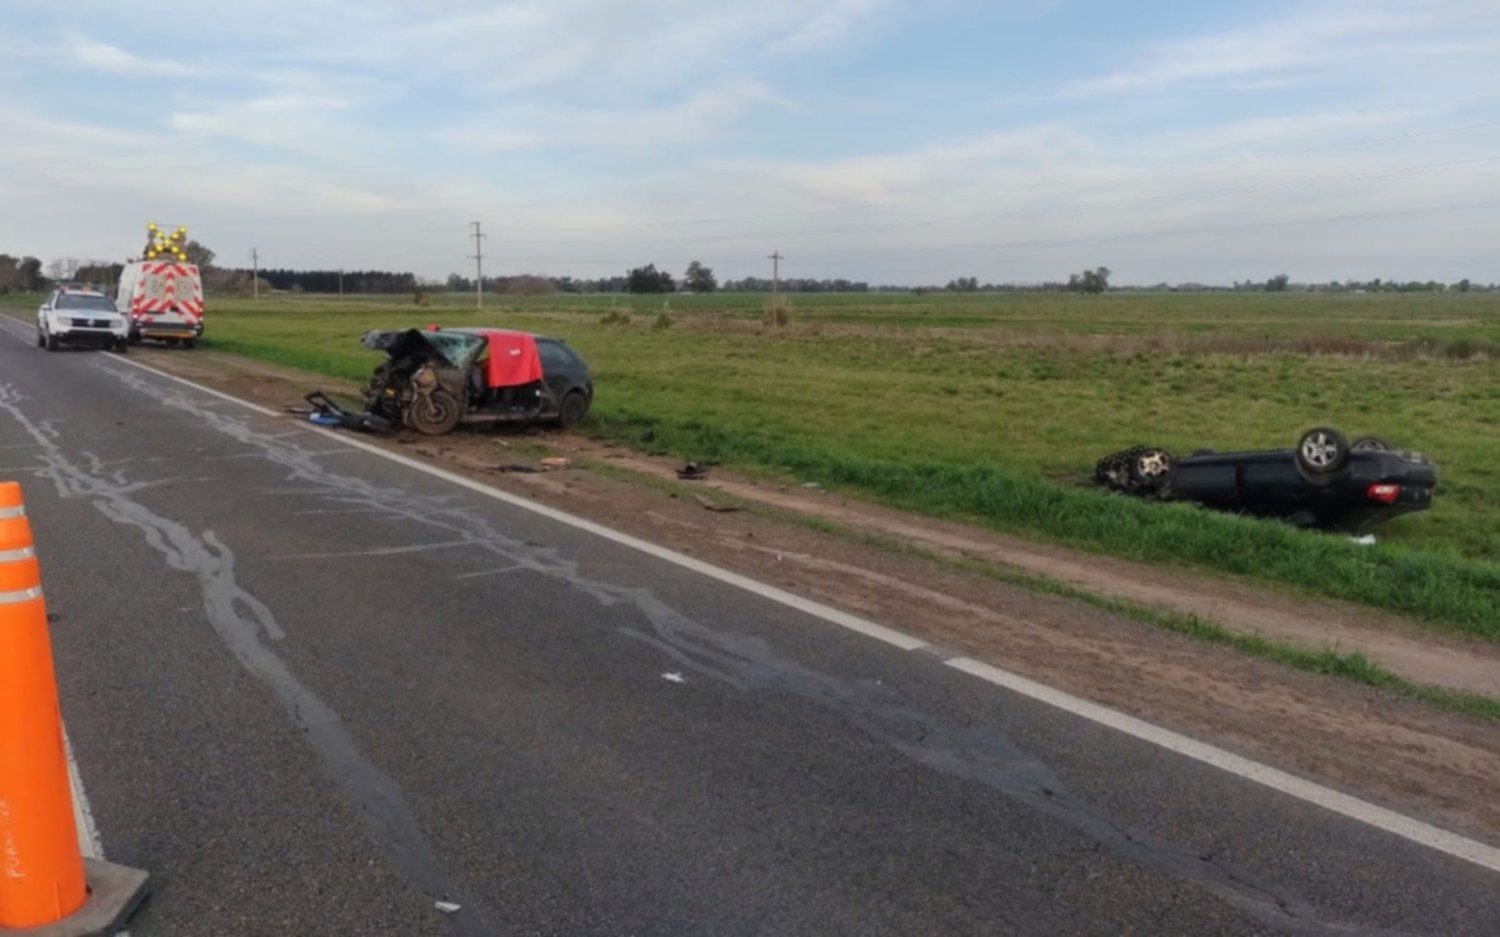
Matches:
[0,322,1496,935]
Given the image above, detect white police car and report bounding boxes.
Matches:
[37,288,130,352]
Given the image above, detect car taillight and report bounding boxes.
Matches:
[1367,483,1400,504]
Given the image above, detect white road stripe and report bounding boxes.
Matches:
[945,657,1500,874]
[11,329,1498,876]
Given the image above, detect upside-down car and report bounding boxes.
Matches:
[1095,427,1436,535]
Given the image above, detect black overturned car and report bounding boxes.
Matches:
[1095,427,1436,536]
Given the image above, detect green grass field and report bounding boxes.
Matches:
[12,290,1496,634]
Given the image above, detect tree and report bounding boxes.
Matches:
[1455,278,1471,293]
[1067,266,1110,294]
[19,257,42,291]
[626,263,675,293]
[683,260,717,293]
[184,240,216,268]
[1264,273,1290,292]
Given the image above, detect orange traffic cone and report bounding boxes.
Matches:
[0,481,148,936]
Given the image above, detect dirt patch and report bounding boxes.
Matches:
[127,343,1500,840]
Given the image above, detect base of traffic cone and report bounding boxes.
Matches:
[3,859,149,937]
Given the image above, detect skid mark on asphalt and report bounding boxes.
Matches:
[95,367,1417,935]
[0,383,494,937]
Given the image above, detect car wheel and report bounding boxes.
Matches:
[1351,436,1391,452]
[114,339,129,354]
[36,329,45,348]
[1296,427,1350,479]
[557,391,589,428]
[1128,447,1175,495]
[45,332,58,352]
[183,339,197,349]
[406,389,462,435]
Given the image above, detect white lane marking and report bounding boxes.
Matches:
[64,728,103,859]
[945,657,1500,874]
[62,343,1500,874]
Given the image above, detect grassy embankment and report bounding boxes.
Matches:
[27,290,1500,636]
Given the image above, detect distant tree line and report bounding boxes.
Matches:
[221,268,421,294]
[721,276,872,292]
[6,244,1496,296]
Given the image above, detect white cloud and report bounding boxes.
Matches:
[64,36,203,77]
[446,79,789,152]
[1062,2,1438,96]
[170,93,354,151]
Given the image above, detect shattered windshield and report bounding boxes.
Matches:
[361,329,487,367]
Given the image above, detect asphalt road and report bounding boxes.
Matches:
[0,318,1496,936]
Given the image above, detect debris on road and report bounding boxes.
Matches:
[303,391,395,434]
[540,456,573,469]
[661,672,686,684]
[677,461,714,480]
[434,901,462,914]
[693,494,739,513]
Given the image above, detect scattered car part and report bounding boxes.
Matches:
[677,462,713,480]
[304,391,395,434]
[1095,428,1436,535]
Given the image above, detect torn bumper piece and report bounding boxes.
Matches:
[304,391,395,434]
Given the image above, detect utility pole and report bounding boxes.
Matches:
[768,250,783,298]
[469,221,486,310]
[251,248,259,301]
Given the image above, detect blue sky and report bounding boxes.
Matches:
[2,0,1497,284]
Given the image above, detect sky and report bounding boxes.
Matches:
[1,0,1497,285]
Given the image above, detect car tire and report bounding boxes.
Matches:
[36,329,45,348]
[183,339,197,349]
[1296,427,1350,481]
[1351,436,1391,452]
[114,339,128,354]
[406,389,462,435]
[45,332,58,352]
[557,391,589,429]
[1128,447,1175,495]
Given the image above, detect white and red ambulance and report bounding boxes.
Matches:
[116,261,205,347]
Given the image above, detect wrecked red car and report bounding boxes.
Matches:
[359,327,594,435]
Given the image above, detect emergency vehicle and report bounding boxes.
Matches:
[116,260,205,347]
[115,224,205,346]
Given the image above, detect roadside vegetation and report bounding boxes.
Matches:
[9,290,1495,634]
